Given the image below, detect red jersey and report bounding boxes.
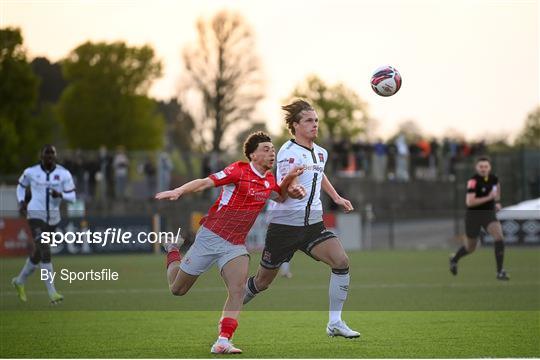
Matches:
[202,161,282,245]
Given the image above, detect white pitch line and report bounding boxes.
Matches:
[1,281,539,297]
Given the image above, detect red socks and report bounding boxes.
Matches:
[219,317,238,339]
[166,250,181,268]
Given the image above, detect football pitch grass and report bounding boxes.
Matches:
[1,248,539,358]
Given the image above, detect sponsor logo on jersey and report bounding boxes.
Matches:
[304,164,324,172]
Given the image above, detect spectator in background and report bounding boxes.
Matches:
[83,154,99,200]
[351,139,365,177]
[372,139,387,182]
[113,146,129,200]
[429,138,439,180]
[395,134,410,182]
[158,151,173,192]
[142,156,157,200]
[331,138,348,172]
[386,141,397,180]
[98,145,113,201]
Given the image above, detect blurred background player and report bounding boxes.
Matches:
[449,156,509,280]
[243,100,360,338]
[12,144,76,304]
[155,132,304,354]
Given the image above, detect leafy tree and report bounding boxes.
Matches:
[289,75,372,145]
[391,119,424,143]
[57,41,164,150]
[515,106,540,148]
[0,27,40,173]
[181,10,264,152]
[31,57,66,104]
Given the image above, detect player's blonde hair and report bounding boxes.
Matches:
[282,99,314,135]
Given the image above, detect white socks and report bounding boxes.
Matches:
[329,270,350,324]
[16,258,38,284]
[40,262,57,295]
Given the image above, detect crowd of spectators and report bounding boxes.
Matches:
[62,146,173,202]
[59,137,488,203]
[330,136,487,181]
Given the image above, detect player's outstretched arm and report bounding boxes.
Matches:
[322,174,354,213]
[155,177,214,201]
[274,166,305,202]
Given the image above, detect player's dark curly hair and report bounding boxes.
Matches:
[243,131,272,160]
[282,99,314,135]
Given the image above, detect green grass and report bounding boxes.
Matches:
[1,249,539,357]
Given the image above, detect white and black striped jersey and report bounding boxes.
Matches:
[16,164,76,225]
[268,139,328,226]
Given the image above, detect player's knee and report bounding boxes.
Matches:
[30,248,41,264]
[331,254,349,269]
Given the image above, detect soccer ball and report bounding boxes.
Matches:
[370,65,402,97]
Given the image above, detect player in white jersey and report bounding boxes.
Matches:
[12,145,76,304]
[244,100,360,338]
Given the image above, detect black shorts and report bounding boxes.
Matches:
[465,210,498,239]
[260,221,337,269]
[28,219,57,243]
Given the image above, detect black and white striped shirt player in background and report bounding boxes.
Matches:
[12,144,76,304]
[243,99,360,338]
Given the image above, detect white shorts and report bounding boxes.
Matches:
[179,226,249,276]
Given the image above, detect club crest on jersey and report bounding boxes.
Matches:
[54,174,60,180]
[318,153,324,162]
[289,158,294,164]
[264,180,270,188]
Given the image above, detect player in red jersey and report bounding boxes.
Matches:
[155,132,304,354]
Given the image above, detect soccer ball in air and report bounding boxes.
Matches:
[370,65,402,97]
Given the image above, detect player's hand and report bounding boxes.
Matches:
[18,201,27,217]
[50,189,63,198]
[288,165,305,178]
[155,189,183,201]
[495,202,502,211]
[334,196,354,213]
[287,184,306,199]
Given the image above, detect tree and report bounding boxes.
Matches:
[57,41,164,150]
[30,57,68,148]
[515,106,540,148]
[157,98,196,177]
[31,57,66,104]
[391,119,424,143]
[181,10,264,152]
[0,27,40,173]
[289,75,372,145]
